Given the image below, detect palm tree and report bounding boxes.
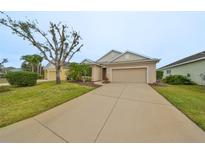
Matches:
[21,55,35,72]
[32,54,43,75]
[21,54,43,75]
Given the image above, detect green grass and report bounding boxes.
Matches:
[0,81,94,127]
[0,78,7,83]
[153,84,205,131]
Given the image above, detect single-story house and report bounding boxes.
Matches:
[88,50,160,84]
[159,51,205,85]
[44,63,69,80]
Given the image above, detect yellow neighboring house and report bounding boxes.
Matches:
[44,59,93,80]
[44,63,69,80]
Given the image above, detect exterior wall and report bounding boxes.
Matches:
[162,60,205,85]
[113,52,145,62]
[91,65,102,81]
[45,68,69,80]
[105,61,157,84]
[61,68,69,80]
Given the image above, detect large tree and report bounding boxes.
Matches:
[0,12,83,84]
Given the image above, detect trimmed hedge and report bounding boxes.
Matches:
[163,75,195,85]
[6,71,38,87]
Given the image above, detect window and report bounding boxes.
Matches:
[166,69,171,74]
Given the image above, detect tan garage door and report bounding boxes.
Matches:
[112,68,147,83]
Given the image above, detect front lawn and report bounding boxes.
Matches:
[153,84,205,131]
[0,81,94,127]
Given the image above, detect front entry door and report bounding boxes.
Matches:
[102,68,107,80]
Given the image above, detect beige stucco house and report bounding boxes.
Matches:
[44,63,69,80]
[159,51,205,85]
[89,50,160,84]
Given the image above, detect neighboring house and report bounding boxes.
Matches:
[0,67,15,76]
[44,60,93,80]
[5,67,15,73]
[44,63,69,80]
[87,50,160,84]
[159,51,205,85]
[9,68,23,72]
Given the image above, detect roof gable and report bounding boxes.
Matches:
[111,51,151,62]
[96,50,122,63]
[81,59,94,64]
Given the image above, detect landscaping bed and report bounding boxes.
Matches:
[68,81,101,88]
[153,84,205,131]
[0,81,95,127]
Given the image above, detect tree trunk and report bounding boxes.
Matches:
[31,64,34,72]
[56,65,61,84]
[39,64,41,76]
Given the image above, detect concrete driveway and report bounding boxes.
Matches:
[0,83,205,143]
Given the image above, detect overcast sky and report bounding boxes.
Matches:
[1,11,205,68]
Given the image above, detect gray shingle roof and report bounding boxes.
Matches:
[160,51,205,69]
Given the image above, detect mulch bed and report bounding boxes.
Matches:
[150,82,168,87]
[67,81,101,88]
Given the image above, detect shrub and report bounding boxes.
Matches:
[67,63,92,82]
[6,71,38,87]
[163,75,195,85]
[38,74,44,79]
[84,76,91,82]
[157,70,163,80]
[0,86,10,93]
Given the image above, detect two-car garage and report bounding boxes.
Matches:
[111,68,147,83]
[91,50,158,84]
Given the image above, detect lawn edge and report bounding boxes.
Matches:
[151,85,205,132]
[0,83,99,128]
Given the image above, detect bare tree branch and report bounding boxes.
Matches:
[0,12,83,84]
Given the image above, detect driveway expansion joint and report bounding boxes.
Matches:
[94,84,127,142]
[33,118,69,143]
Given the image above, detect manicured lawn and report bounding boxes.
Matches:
[0,81,95,127]
[0,78,7,83]
[153,84,205,131]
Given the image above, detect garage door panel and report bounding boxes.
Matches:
[112,68,147,83]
